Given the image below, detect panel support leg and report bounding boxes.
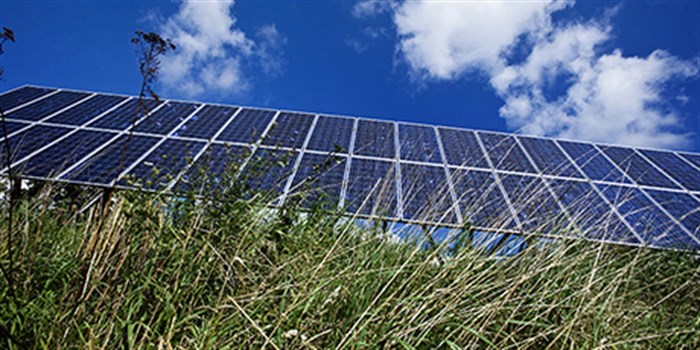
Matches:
[9,178,21,202]
[100,188,114,218]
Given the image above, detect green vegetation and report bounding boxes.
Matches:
[1,180,698,349]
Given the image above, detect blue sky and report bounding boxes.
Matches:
[1,0,698,151]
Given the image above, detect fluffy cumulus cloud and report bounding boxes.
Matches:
[159,0,284,98]
[362,0,698,149]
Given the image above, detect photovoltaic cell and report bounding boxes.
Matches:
[517,136,583,178]
[306,115,353,153]
[15,130,116,178]
[120,139,206,190]
[401,163,456,223]
[0,86,55,111]
[175,144,251,194]
[478,132,537,174]
[61,135,160,185]
[354,119,395,158]
[558,140,630,183]
[678,152,700,169]
[450,168,516,230]
[1,125,72,169]
[498,174,565,233]
[89,99,162,131]
[1,120,31,135]
[345,158,397,217]
[240,148,297,199]
[46,94,128,125]
[134,102,200,135]
[638,149,700,191]
[216,108,276,144]
[399,124,442,163]
[601,146,679,189]
[644,189,700,236]
[288,153,346,209]
[261,112,314,149]
[597,184,697,250]
[7,91,90,121]
[547,179,639,244]
[438,128,489,168]
[173,105,238,139]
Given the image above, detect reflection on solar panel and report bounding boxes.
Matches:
[1,85,699,251]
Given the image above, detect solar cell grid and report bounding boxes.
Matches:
[638,149,700,192]
[345,158,397,217]
[288,153,346,209]
[61,135,160,185]
[0,120,31,135]
[450,168,516,230]
[478,132,537,174]
[354,119,395,158]
[498,174,565,233]
[0,86,55,111]
[216,108,276,144]
[305,115,354,153]
[399,124,442,163]
[517,136,583,178]
[644,189,700,236]
[121,139,206,190]
[173,105,238,139]
[7,91,90,121]
[1,125,72,169]
[175,143,251,194]
[438,128,489,168]
[89,98,162,130]
[558,140,631,183]
[46,94,128,126]
[261,112,314,149]
[677,152,700,170]
[602,146,679,189]
[401,163,456,223]
[14,130,116,178]
[134,102,199,135]
[240,148,298,199]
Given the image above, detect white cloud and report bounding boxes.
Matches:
[367,0,698,149]
[352,0,397,18]
[158,0,284,98]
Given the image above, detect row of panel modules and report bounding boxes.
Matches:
[0,86,699,251]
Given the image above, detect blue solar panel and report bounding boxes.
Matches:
[558,140,631,183]
[478,132,537,174]
[46,94,127,126]
[450,168,516,230]
[89,99,162,131]
[499,174,565,233]
[547,179,639,244]
[645,190,700,236]
[597,184,697,250]
[240,148,298,199]
[175,144,251,194]
[677,152,700,169]
[15,130,116,177]
[345,158,397,217]
[121,139,206,190]
[216,108,276,144]
[61,135,160,185]
[261,112,314,149]
[601,146,679,189]
[0,86,55,111]
[7,91,90,121]
[0,120,31,135]
[438,128,489,168]
[306,115,354,153]
[354,119,395,159]
[1,125,72,169]
[517,136,583,178]
[133,102,199,135]
[401,163,456,223]
[173,105,238,139]
[288,153,346,208]
[399,124,442,163]
[638,149,700,191]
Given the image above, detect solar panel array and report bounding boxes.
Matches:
[1,85,699,251]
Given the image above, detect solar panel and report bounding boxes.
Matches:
[1,85,699,252]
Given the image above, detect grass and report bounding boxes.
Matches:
[0,178,699,349]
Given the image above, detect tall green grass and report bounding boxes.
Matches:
[1,180,698,349]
